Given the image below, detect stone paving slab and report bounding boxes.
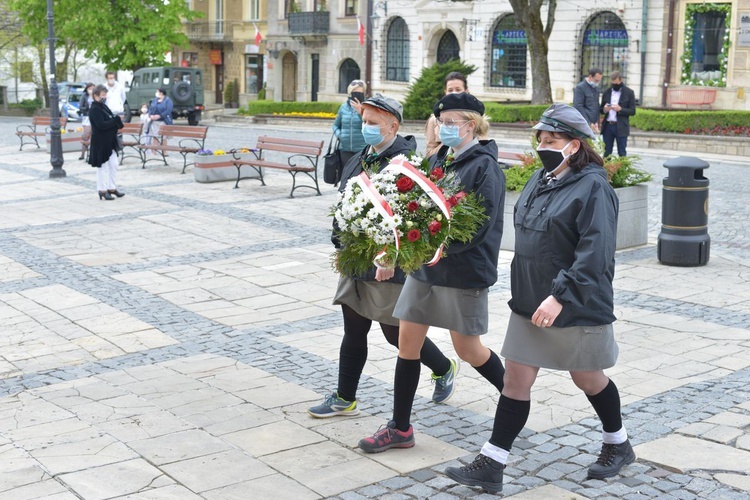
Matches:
[0,121,749,498]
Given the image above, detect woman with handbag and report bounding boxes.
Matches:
[87,84,124,200]
[78,83,95,161]
[329,80,367,184]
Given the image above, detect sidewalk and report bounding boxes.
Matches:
[0,127,749,499]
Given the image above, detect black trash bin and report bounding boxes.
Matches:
[657,156,710,266]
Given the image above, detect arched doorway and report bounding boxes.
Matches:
[338,59,361,94]
[580,11,628,87]
[282,52,297,101]
[437,31,460,64]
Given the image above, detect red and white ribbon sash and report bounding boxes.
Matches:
[352,172,400,268]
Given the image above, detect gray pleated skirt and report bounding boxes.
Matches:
[501,312,618,371]
[392,276,489,335]
[332,277,402,326]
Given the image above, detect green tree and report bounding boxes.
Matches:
[9,0,199,70]
[402,60,477,121]
[508,0,557,104]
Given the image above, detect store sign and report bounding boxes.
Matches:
[495,29,527,45]
[209,50,223,65]
[740,12,750,47]
[584,29,628,46]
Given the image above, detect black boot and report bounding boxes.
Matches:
[445,454,505,493]
[99,191,114,200]
[109,189,125,198]
[588,439,636,479]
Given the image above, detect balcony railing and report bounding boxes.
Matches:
[288,12,330,36]
[185,21,232,42]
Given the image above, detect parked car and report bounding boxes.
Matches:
[126,67,205,125]
[57,81,86,122]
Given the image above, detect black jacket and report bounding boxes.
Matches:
[332,134,418,283]
[600,85,636,137]
[78,94,91,118]
[410,140,505,289]
[87,101,123,168]
[509,164,618,327]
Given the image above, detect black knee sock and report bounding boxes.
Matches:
[586,379,623,432]
[488,395,531,451]
[473,350,505,393]
[392,356,421,432]
[337,305,372,402]
[380,323,451,377]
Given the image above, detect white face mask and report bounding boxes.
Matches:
[155,92,161,98]
[141,108,148,114]
[107,79,115,85]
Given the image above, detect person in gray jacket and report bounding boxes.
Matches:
[445,104,633,493]
[573,67,602,134]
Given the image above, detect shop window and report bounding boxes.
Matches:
[386,17,409,82]
[580,11,628,89]
[437,31,460,64]
[338,59,361,93]
[681,3,731,87]
[246,55,264,93]
[489,15,527,88]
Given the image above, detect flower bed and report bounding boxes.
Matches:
[193,149,258,183]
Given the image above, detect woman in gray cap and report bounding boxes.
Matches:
[359,92,506,454]
[445,103,632,493]
[308,94,457,419]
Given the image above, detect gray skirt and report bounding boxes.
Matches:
[501,312,618,371]
[392,276,489,335]
[332,277,402,326]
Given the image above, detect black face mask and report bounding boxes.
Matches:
[612,83,623,91]
[350,92,365,103]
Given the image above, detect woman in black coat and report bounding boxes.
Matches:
[87,84,124,200]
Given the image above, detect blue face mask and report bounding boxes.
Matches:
[439,124,465,148]
[362,124,384,146]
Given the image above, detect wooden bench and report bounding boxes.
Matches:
[139,124,209,173]
[16,116,68,150]
[498,150,525,167]
[81,122,144,163]
[232,135,323,198]
[667,88,717,109]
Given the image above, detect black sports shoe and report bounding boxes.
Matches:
[587,439,636,479]
[445,454,505,493]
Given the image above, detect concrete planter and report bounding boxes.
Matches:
[194,152,257,183]
[501,184,648,251]
[46,130,84,153]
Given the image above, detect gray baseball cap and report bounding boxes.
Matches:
[362,93,403,123]
[533,103,595,139]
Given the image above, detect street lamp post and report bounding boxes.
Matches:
[46,0,66,178]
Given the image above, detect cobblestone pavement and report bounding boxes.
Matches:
[0,116,748,499]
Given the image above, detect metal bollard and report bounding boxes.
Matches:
[657,156,710,266]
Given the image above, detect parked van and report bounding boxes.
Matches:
[126,67,204,125]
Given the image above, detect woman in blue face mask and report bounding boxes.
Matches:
[308,94,458,420]
[359,92,508,455]
[445,103,630,493]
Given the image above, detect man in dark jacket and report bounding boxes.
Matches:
[600,70,636,157]
[573,67,602,134]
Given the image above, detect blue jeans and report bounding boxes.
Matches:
[603,124,628,157]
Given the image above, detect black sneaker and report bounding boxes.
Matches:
[587,439,636,479]
[445,454,505,493]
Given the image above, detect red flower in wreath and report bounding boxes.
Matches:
[407,229,421,242]
[454,191,467,203]
[407,201,419,212]
[447,195,458,207]
[396,176,415,193]
[430,168,445,181]
[428,220,442,236]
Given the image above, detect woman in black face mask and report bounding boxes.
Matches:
[445,103,632,493]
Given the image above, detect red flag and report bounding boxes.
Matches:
[254,24,262,46]
[357,16,365,46]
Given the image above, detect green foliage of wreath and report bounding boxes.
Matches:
[680,3,731,87]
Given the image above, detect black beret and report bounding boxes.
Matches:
[433,93,485,118]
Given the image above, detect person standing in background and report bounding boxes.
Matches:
[103,71,127,117]
[78,83,94,161]
[331,80,367,184]
[425,72,468,157]
[600,70,636,157]
[87,84,124,201]
[573,68,602,135]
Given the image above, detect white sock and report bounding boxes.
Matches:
[602,426,628,444]
[480,442,509,464]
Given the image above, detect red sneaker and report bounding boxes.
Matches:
[358,420,415,453]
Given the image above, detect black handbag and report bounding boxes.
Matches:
[323,134,341,185]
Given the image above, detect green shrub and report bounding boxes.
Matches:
[631,109,750,133]
[10,98,42,114]
[239,101,341,115]
[402,60,477,120]
[485,103,549,123]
